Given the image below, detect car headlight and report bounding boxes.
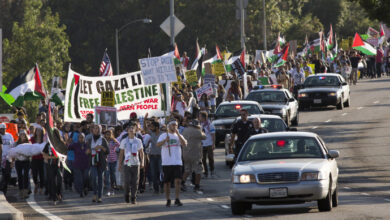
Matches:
[328,92,337,96]
[301,172,323,181]
[233,174,256,184]
[298,93,307,98]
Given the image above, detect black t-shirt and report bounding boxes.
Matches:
[251,128,268,135]
[350,56,361,68]
[231,119,254,146]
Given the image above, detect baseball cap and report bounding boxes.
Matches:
[0,123,6,129]
[130,112,137,119]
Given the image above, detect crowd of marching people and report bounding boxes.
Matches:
[0,43,389,207]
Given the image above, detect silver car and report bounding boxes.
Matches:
[230,132,339,215]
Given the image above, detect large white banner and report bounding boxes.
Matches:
[64,67,168,123]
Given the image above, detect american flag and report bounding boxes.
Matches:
[99,51,113,76]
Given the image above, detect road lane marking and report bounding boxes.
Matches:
[341,113,348,116]
[221,205,230,209]
[312,126,318,129]
[357,107,364,110]
[385,199,390,202]
[373,100,380,104]
[26,192,63,220]
[361,193,370,196]
[206,198,214,201]
[325,119,332,123]
[244,214,253,218]
[343,187,351,190]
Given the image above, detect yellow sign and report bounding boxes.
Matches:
[211,62,226,76]
[306,64,315,77]
[101,91,115,107]
[171,76,185,90]
[340,39,350,50]
[185,70,198,86]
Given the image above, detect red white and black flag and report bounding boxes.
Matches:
[99,50,113,76]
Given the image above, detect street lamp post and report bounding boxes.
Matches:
[115,18,152,75]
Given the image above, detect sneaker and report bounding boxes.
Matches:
[131,197,136,204]
[210,171,216,178]
[166,199,171,207]
[125,195,130,203]
[107,191,111,196]
[181,185,187,192]
[92,196,97,203]
[97,198,102,203]
[174,198,183,206]
[111,190,115,196]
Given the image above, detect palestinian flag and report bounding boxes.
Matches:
[190,39,205,75]
[326,24,334,50]
[309,38,321,53]
[202,45,225,75]
[379,24,386,45]
[274,43,289,68]
[226,50,245,73]
[50,89,65,106]
[269,34,282,63]
[46,100,71,173]
[2,64,46,107]
[352,33,376,56]
[174,44,181,65]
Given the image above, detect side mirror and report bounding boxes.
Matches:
[328,150,340,159]
[342,82,348,86]
[289,98,295,102]
[288,127,297,131]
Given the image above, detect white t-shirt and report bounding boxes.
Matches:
[291,68,305,86]
[120,137,143,166]
[201,121,215,147]
[157,133,183,166]
[175,101,186,117]
[1,133,15,158]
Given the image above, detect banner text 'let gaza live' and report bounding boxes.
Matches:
[64,68,167,123]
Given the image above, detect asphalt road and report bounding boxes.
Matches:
[6,76,390,220]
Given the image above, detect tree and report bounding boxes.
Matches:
[2,0,70,119]
[354,0,390,25]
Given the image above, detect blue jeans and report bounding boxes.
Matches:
[149,155,162,192]
[74,168,89,194]
[91,166,104,198]
[108,162,117,189]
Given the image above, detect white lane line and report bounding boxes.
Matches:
[361,193,370,196]
[343,187,351,190]
[26,192,63,220]
[325,119,332,123]
[373,100,380,104]
[357,107,364,110]
[341,113,348,116]
[385,199,390,202]
[244,214,253,218]
[206,198,214,201]
[221,205,230,209]
[312,126,318,130]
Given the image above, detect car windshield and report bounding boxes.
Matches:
[238,137,324,161]
[216,104,261,118]
[260,118,287,132]
[247,91,287,103]
[304,76,340,87]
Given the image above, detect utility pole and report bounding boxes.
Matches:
[170,0,175,46]
[240,0,245,50]
[263,0,267,50]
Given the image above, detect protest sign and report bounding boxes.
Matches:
[195,83,214,100]
[0,114,14,123]
[204,74,215,86]
[6,123,18,141]
[185,70,198,86]
[211,62,225,76]
[95,106,117,126]
[258,77,269,85]
[204,63,212,75]
[101,91,115,107]
[366,38,379,48]
[139,55,177,85]
[64,68,168,123]
[306,64,315,77]
[367,27,379,38]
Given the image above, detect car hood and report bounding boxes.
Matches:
[234,158,328,175]
[299,87,339,93]
[212,117,236,126]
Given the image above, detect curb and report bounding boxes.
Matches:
[0,192,24,220]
